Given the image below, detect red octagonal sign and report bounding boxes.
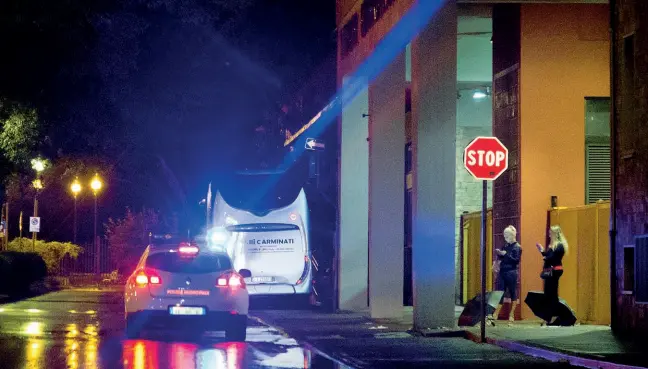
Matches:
[463,136,509,181]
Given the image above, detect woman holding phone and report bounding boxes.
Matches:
[489,225,522,325]
[536,225,568,326]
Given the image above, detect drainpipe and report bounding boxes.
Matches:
[608,0,618,333]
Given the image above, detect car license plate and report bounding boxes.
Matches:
[251,276,274,283]
[169,306,205,316]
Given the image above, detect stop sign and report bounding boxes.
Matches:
[463,136,509,180]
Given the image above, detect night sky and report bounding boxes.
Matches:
[0,0,336,240]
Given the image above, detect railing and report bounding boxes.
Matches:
[60,238,116,276]
[460,201,611,325]
[460,209,493,304]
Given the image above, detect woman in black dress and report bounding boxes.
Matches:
[536,225,569,326]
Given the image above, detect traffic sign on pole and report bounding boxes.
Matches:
[29,217,41,233]
[305,138,325,151]
[463,136,509,181]
[463,136,509,343]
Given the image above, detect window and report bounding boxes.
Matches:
[341,14,359,57]
[146,252,232,274]
[584,97,611,204]
[634,235,648,303]
[623,245,635,294]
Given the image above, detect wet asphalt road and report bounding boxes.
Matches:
[0,289,345,369]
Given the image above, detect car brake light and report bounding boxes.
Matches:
[229,275,243,287]
[135,270,161,286]
[150,275,161,284]
[217,273,246,289]
[178,244,199,254]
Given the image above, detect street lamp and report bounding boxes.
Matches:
[70,178,82,244]
[31,158,46,174]
[31,158,47,251]
[90,174,103,275]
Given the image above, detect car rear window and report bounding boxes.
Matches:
[145,253,232,274]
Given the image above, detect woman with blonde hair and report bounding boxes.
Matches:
[489,225,522,326]
[536,225,569,326]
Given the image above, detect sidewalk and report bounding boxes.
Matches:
[251,308,573,369]
[253,307,648,369]
[464,320,648,369]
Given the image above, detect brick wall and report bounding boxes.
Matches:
[612,0,648,335]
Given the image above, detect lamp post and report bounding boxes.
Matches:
[70,178,82,244]
[30,158,47,251]
[90,174,103,275]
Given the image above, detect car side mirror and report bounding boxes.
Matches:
[238,269,252,278]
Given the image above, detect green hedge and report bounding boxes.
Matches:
[0,251,47,296]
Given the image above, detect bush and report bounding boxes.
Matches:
[7,238,82,275]
[0,251,47,296]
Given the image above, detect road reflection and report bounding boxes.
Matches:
[9,319,341,369]
[122,339,316,369]
[0,290,346,369]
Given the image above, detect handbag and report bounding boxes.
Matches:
[540,267,553,279]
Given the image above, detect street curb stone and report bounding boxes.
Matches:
[464,330,646,369]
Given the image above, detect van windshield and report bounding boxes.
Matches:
[219,165,307,216]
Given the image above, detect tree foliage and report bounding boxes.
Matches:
[0,103,40,168]
[7,237,82,275]
[105,208,178,273]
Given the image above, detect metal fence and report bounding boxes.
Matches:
[60,238,116,275]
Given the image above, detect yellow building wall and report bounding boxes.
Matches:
[518,3,609,319]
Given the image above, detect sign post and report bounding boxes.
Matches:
[29,217,41,251]
[463,136,509,343]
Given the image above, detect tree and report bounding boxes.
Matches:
[7,237,82,275]
[105,208,178,274]
[0,103,40,168]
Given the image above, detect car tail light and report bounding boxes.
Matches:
[135,270,162,286]
[217,272,246,289]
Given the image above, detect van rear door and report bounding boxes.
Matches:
[228,223,306,285]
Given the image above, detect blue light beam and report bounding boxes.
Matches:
[281,0,447,169]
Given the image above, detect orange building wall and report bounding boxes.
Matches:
[518,3,609,319]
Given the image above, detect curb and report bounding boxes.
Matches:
[249,315,358,369]
[464,331,646,369]
[417,328,468,338]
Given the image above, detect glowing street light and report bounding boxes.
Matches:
[30,157,48,251]
[90,174,103,275]
[90,175,103,194]
[32,179,43,190]
[30,158,47,173]
[71,179,82,197]
[70,178,82,244]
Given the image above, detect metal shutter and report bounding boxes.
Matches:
[585,143,611,204]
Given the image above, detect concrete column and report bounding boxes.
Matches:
[338,76,370,311]
[368,53,406,319]
[410,1,458,330]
